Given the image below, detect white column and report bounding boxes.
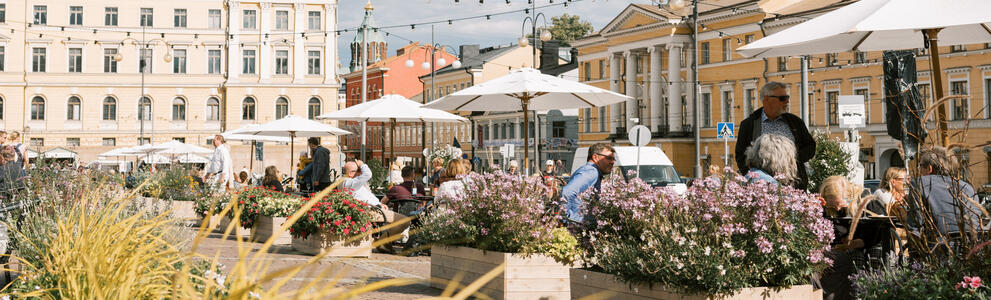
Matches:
[323,3,337,84]
[293,2,306,83]
[624,50,638,130]
[259,2,272,82]
[609,53,621,134]
[228,1,242,82]
[649,46,663,131]
[685,45,696,129]
[667,43,683,131]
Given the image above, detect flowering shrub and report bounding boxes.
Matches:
[579,171,834,295]
[288,190,374,239]
[257,195,300,218]
[852,257,990,299]
[417,172,571,260]
[194,192,230,217]
[229,186,298,228]
[424,144,462,166]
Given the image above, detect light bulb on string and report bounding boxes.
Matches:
[164,52,173,63]
[506,0,511,6]
[113,53,123,62]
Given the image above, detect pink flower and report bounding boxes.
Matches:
[965,276,983,289]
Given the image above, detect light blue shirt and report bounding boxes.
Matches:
[561,162,602,222]
[746,168,780,186]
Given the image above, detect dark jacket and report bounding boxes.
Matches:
[263,179,284,193]
[0,161,26,195]
[735,108,816,190]
[310,146,331,184]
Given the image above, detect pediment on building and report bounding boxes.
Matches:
[599,4,674,36]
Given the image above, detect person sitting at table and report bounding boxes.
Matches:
[437,159,471,204]
[742,134,797,186]
[819,175,866,300]
[903,146,987,237]
[262,166,284,193]
[873,167,907,214]
[345,160,409,253]
[384,166,426,208]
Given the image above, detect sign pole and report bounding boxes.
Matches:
[636,127,642,179]
[723,136,728,167]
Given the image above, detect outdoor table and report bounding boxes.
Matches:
[830,216,904,268]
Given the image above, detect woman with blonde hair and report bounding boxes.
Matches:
[873,167,907,211]
[437,159,472,202]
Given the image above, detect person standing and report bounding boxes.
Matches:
[7,131,26,169]
[308,137,332,192]
[561,143,615,223]
[204,135,234,191]
[735,82,816,190]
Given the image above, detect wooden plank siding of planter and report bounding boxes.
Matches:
[137,197,198,224]
[430,246,570,300]
[251,216,292,245]
[291,231,372,257]
[199,214,221,231]
[571,269,822,300]
[217,216,251,238]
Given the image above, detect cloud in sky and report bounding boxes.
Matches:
[337,0,647,72]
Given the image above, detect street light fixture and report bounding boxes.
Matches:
[404,28,462,165]
[517,0,552,174]
[665,0,702,178]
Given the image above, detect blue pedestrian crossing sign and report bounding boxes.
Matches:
[717,122,735,139]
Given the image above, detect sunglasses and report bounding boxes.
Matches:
[768,95,791,101]
[594,153,616,161]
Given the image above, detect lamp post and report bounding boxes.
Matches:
[406,26,461,166]
[519,2,552,175]
[116,26,172,147]
[666,0,702,178]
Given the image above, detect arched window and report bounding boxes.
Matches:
[242,97,256,120]
[0,96,5,120]
[30,96,45,120]
[138,97,152,121]
[275,97,289,119]
[66,96,81,120]
[307,97,321,120]
[206,97,220,121]
[102,97,117,120]
[172,97,186,121]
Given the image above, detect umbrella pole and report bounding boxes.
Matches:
[925,28,949,147]
[290,133,295,185]
[249,140,255,174]
[390,118,396,170]
[522,95,530,176]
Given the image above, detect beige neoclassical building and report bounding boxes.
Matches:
[0,0,343,172]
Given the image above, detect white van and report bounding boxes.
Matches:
[571,146,687,195]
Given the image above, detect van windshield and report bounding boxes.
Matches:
[619,165,681,186]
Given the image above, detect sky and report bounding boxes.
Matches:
[336,0,653,72]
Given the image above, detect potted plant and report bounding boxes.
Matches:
[417,172,579,300]
[570,171,833,299]
[194,192,229,231]
[250,191,301,245]
[288,190,374,257]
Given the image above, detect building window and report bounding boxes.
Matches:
[104,49,118,73]
[583,62,591,81]
[827,91,839,125]
[854,51,867,64]
[242,97,256,120]
[172,98,186,121]
[69,6,83,25]
[138,97,152,121]
[140,48,152,73]
[808,92,815,125]
[951,80,969,121]
[552,121,566,138]
[67,96,81,120]
[174,9,187,28]
[208,9,222,29]
[582,108,591,132]
[206,97,220,121]
[67,138,80,147]
[598,107,606,131]
[826,53,837,66]
[951,45,965,52]
[308,97,321,120]
[203,49,220,74]
[68,48,82,73]
[0,97,4,119]
[744,88,756,116]
[986,78,991,119]
[701,93,711,127]
[32,48,46,72]
[140,8,153,27]
[0,4,6,23]
[242,10,256,29]
[307,50,321,75]
[722,38,732,61]
[598,60,604,79]
[722,90,733,122]
[103,138,116,146]
[276,97,289,119]
[745,34,755,45]
[700,42,710,64]
[105,7,118,26]
[275,10,289,30]
[855,88,869,123]
[103,97,116,120]
[31,96,45,120]
[307,11,321,30]
[0,46,4,71]
[271,49,287,74]
[138,138,150,145]
[30,138,43,147]
[33,5,46,25]
[172,49,186,74]
[242,50,256,74]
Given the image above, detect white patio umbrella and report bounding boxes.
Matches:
[153,140,214,155]
[99,147,140,158]
[317,94,467,167]
[176,155,210,164]
[141,154,170,164]
[237,115,352,175]
[737,0,991,144]
[222,124,293,173]
[423,68,630,173]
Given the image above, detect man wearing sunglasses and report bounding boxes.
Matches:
[561,143,615,223]
[735,81,816,190]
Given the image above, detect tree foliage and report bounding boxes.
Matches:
[807,131,852,192]
[548,14,593,46]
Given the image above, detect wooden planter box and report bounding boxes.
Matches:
[570,269,822,300]
[217,216,251,238]
[291,230,372,257]
[430,245,570,300]
[169,200,198,221]
[251,216,292,245]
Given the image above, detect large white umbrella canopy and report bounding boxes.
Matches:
[122,143,168,155]
[99,147,140,158]
[319,94,467,166]
[152,140,214,155]
[237,115,352,177]
[176,155,210,164]
[423,67,630,173]
[737,0,991,145]
[222,124,292,143]
[141,154,170,164]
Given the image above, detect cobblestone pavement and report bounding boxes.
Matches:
[183,226,443,299]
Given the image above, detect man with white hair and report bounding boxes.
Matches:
[204,134,234,191]
[343,159,408,250]
[735,81,815,189]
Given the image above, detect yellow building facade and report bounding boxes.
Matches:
[2,0,342,172]
[573,3,991,187]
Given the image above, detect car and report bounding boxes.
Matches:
[572,146,688,195]
[863,179,881,193]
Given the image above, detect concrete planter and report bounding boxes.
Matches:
[169,200,198,221]
[570,268,822,300]
[198,214,220,231]
[251,216,292,245]
[217,216,251,238]
[430,245,570,300]
[291,230,372,257]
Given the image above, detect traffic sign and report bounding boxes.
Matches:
[717,122,735,139]
[627,125,651,147]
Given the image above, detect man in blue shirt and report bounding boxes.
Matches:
[561,143,615,223]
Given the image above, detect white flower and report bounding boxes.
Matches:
[677,262,684,269]
[704,246,711,256]
[720,269,727,276]
[249,291,261,299]
[696,275,702,280]
[215,274,226,286]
